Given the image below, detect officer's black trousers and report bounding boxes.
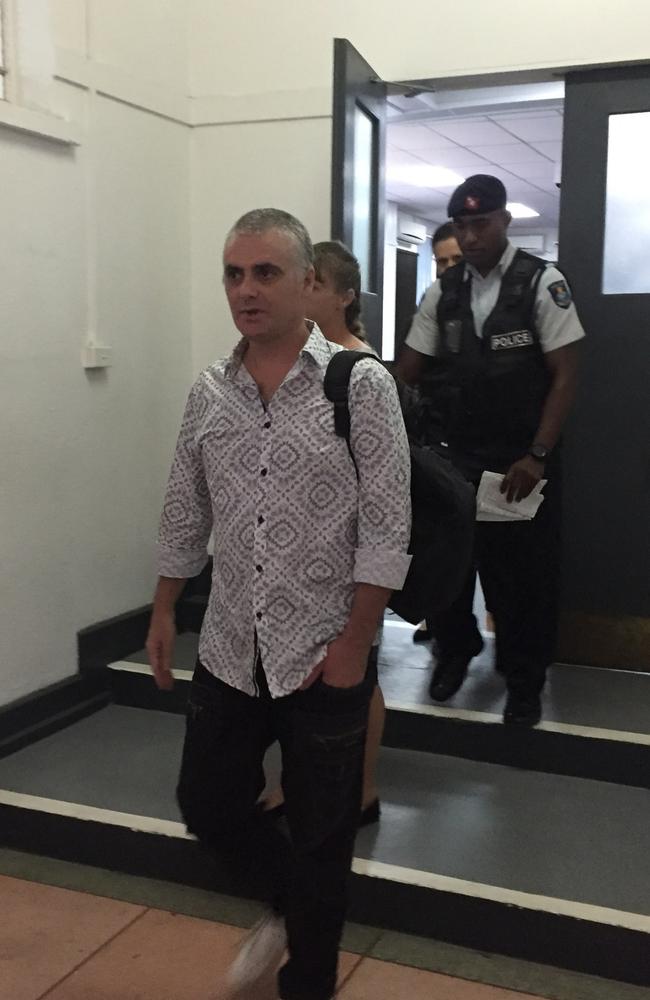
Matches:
[434,464,562,697]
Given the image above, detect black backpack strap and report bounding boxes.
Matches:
[323,350,385,474]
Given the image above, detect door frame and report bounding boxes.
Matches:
[331,45,650,670]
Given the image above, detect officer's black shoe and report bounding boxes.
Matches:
[429,655,471,701]
[503,692,542,727]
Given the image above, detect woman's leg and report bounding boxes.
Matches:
[362,683,385,810]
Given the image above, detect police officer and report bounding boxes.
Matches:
[397,174,585,726]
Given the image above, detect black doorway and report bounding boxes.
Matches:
[394,248,419,358]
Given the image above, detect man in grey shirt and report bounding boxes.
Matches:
[146,209,411,1000]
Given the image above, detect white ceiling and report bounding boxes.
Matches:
[386,108,563,231]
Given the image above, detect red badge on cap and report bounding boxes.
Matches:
[465,195,480,210]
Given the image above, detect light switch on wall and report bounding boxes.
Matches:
[81,345,112,369]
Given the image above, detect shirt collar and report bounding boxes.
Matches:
[224,321,334,380]
[300,322,337,370]
[465,240,516,282]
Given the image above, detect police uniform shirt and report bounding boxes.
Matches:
[405,241,585,356]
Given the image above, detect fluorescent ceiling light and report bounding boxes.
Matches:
[387,164,464,188]
[507,202,540,219]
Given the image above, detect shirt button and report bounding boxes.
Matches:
[258,515,265,525]
[256,611,263,620]
[264,421,271,429]
[260,468,267,477]
[256,564,263,572]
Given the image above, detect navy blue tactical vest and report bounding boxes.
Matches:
[436,249,550,469]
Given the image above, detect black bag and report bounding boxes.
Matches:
[324,351,475,624]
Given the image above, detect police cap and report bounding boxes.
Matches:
[447,174,507,219]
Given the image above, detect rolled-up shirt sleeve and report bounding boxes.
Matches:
[348,361,412,590]
[404,281,442,357]
[157,381,213,579]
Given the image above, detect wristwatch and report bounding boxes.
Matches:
[528,443,550,462]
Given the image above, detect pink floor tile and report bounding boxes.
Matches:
[338,950,363,985]
[42,908,248,999]
[0,874,145,1000]
[338,957,541,999]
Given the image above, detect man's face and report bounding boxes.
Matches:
[223,230,314,341]
[452,209,511,274]
[433,236,463,278]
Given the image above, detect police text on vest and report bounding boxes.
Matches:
[490,330,534,350]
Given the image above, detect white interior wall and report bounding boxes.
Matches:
[48,0,87,53]
[190,117,332,372]
[50,0,189,90]
[0,5,191,706]
[189,0,650,96]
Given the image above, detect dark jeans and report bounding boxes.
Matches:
[177,659,373,1000]
[434,461,562,698]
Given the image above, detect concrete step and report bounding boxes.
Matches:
[103,625,650,789]
[0,704,648,986]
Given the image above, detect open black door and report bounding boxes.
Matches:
[331,39,386,354]
[558,66,650,670]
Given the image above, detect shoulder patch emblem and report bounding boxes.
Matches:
[548,279,572,309]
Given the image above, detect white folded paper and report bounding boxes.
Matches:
[476,471,547,522]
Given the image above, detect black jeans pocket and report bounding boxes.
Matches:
[286,683,370,853]
[307,661,373,713]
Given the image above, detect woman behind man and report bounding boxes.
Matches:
[263,240,385,826]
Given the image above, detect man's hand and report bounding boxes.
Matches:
[500,455,544,503]
[146,612,176,690]
[300,635,369,691]
[320,634,369,689]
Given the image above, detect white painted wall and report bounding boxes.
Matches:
[190,117,331,372]
[189,0,650,96]
[50,0,189,90]
[1,24,191,705]
[49,0,87,54]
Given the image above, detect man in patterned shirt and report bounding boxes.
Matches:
[146,209,411,1000]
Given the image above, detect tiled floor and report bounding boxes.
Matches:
[0,873,544,1000]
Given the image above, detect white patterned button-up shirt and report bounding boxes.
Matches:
[157,325,411,697]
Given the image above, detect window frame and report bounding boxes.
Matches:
[0,0,80,145]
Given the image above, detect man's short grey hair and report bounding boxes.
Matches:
[225,208,315,271]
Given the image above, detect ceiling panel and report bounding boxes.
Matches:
[494,114,563,142]
[388,123,456,151]
[502,178,543,198]
[530,140,563,159]
[413,146,494,170]
[387,148,433,169]
[472,143,550,165]
[429,119,516,145]
[506,159,558,180]
[386,99,564,232]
